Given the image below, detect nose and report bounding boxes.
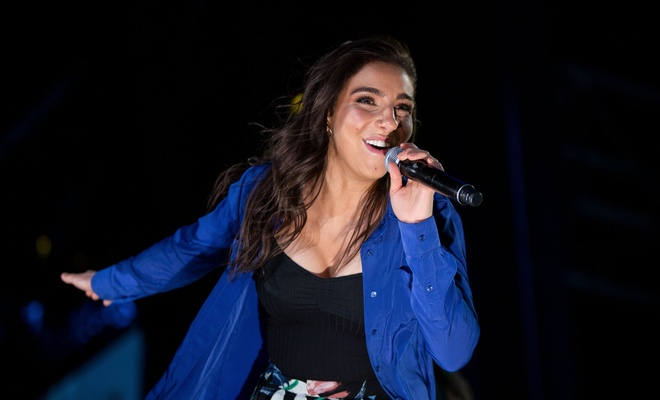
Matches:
[379,107,399,131]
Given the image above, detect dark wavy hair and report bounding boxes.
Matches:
[208,34,418,276]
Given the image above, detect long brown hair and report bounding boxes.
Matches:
[208,35,418,277]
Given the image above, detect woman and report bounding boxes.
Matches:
[61,35,480,400]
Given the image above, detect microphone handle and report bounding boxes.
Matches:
[398,161,483,207]
[385,146,483,207]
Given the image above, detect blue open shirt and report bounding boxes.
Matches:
[92,163,480,400]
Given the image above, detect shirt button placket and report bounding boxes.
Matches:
[366,247,382,379]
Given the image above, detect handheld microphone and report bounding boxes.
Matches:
[385,147,483,207]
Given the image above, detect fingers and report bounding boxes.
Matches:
[86,290,100,301]
[60,272,73,284]
[61,272,88,289]
[61,270,108,305]
[396,143,444,171]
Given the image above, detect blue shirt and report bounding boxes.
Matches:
[92,164,480,400]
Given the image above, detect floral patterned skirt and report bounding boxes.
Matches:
[250,362,384,400]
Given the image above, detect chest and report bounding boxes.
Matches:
[256,251,365,331]
[283,217,363,277]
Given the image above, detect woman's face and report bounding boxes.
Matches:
[327,61,415,183]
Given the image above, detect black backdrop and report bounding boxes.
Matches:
[2,2,659,399]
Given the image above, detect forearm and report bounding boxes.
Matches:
[399,213,479,371]
[92,223,230,302]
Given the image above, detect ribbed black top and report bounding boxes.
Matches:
[255,251,377,382]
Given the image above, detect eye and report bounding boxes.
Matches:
[395,103,414,118]
[395,104,413,113]
[356,95,375,105]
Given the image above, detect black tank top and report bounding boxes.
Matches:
[255,251,380,384]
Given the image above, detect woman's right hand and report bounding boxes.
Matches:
[61,270,113,306]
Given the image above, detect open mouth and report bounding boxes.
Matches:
[365,139,391,153]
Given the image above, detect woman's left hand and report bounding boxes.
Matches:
[386,143,442,223]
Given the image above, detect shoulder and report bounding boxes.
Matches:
[233,162,271,188]
[225,163,272,206]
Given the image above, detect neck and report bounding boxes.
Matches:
[313,167,371,218]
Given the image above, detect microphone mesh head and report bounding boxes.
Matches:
[384,147,403,172]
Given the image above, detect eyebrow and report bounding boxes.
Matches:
[350,86,414,102]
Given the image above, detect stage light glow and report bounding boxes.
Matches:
[36,234,52,259]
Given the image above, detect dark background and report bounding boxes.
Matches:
[2,1,659,399]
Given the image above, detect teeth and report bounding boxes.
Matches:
[365,140,389,148]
